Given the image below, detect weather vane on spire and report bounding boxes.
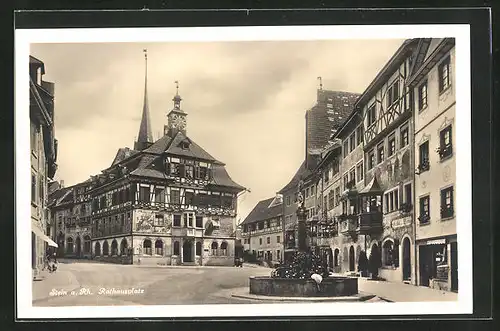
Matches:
[143,48,147,59]
[174,80,179,95]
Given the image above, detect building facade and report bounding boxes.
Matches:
[48,180,93,259]
[410,38,457,292]
[30,56,58,278]
[241,195,283,265]
[85,53,244,266]
[279,88,358,263]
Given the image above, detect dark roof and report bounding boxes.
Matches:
[354,39,418,108]
[241,197,283,225]
[359,176,383,195]
[48,187,71,206]
[165,132,218,162]
[111,147,139,167]
[143,134,172,154]
[209,164,245,191]
[278,160,312,194]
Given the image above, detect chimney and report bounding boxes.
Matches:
[60,180,64,188]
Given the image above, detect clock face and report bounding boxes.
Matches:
[171,114,186,130]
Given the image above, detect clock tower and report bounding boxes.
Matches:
[165,81,187,137]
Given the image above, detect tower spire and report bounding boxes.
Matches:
[134,49,154,151]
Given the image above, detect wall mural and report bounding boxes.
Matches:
[135,210,172,234]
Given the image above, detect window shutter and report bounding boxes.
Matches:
[165,162,171,175]
[179,164,185,177]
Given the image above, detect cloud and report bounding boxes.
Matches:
[30,38,405,221]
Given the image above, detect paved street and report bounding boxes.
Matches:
[33,260,273,306]
[33,260,456,307]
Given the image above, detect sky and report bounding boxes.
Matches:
[30,39,404,223]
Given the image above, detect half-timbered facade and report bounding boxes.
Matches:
[409,38,457,292]
[357,39,420,283]
[87,53,244,266]
[240,195,283,265]
[49,180,93,259]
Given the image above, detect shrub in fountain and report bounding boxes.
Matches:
[270,250,329,279]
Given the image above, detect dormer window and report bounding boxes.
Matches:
[181,141,189,149]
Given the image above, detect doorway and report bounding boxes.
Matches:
[76,237,82,257]
[402,237,411,281]
[183,240,193,263]
[450,242,458,292]
[349,246,355,271]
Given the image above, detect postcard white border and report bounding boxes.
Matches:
[15,24,472,319]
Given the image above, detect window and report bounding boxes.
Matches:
[173,241,180,255]
[211,242,218,255]
[418,141,430,172]
[377,143,385,163]
[438,56,451,92]
[367,104,376,127]
[349,134,355,152]
[356,126,363,145]
[266,220,270,228]
[440,186,454,218]
[196,216,203,228]
[170,189,180,205]
[368,150,375,169]
[384,189,399,213]
[349,168,356,183]
[400,125,409,147]
[155,240,163,255]
[356,162,364,182]
[419,195,430,224]
[277,235,281,243]
[185,191,194,205]
[418,81,428,110]
[401,183,413,213]
[31,174,36,203]
[139,186,150,203]
[259,238,263,246]
[388,134,396,156]
[328,190,334,210]
[154,214,164,226]
[267,237,271,244]
[383,240,395,266]
[183,213,194,227]
[335,187,341,206]
[196,242,202,256]
[173,214,181,227]
[387,80,400,108]
[286,195,291,206]
[439,125,453,160]
[143,239,152,255]
[343,173,349,189]
[323,171,329,184]
[343,140,349,158]
[185,165,194,178]
[30,122,38,153]
[154,188,165,203]
[199,166,208,180]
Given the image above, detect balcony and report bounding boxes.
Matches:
[357,211,383,235]
[339,215,358,234]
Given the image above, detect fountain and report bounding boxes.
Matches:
[246,181,360,300]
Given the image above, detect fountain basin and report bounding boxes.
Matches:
[249,276,358,297]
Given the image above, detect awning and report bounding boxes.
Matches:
[31,221,58,248]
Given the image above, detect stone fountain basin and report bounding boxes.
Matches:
[249,276,358,297]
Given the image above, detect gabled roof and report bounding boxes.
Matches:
[111,147,139,167]
[166,131,218,162]
[209,164,245,191]
[241,197,283,225]
[278,160,312,194]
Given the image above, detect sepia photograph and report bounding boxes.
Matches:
[15,24,472,319]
